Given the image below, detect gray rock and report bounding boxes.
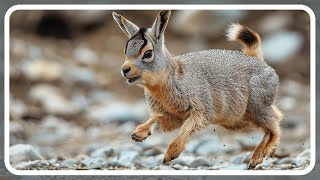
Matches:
[296,149,310,159]
[40,160,50,166]
[218,164,248,170]
[189,156,210,167]
[61,159,78,168]
[237,134,263,150]
[231,152,252,164]
[278,96,297,111]
[21,59,63,81]
[80,157,105,169]
[185,138,207,153]
[66,66,96,84]
[153,165,175,170]
[138,156,158,168]
[276,157,294,165]
[28,45,42,58]
[29,84,78,114]
[195,140,240,155]
[10,144,43,165]
[15,160,40,170]
[172,164,184,170]
[120,122,137,134]
[87,101,148,123]
[73,47,97,65]
[115,143,143,154]
[88,90,115,105]
[295,149,310,165]
[90,146,114,158]
[9,98,27,120]
[262,31,303,63]
[72,92,89,110]
[48,158,58,164]
[257,12,292,33]
[171,153,195,166]
[32,116,83,146]
[144,147,163,156]
[117,151,139,167]
[9,121,26,139]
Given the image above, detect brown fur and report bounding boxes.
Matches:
[177,61,184,78]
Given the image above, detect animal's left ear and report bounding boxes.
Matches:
[112,12,140,38]
[150,10,171,40]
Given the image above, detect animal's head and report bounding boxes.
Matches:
[112,10,171,87]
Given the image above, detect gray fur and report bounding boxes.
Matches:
[113,10,282,167]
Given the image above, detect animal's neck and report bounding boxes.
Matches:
[144,57,182,104]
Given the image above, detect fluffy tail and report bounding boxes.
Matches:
[226,23,263,60]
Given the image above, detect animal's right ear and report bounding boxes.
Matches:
[112,12,139,38]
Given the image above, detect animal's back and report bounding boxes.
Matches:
[175,49,279,122]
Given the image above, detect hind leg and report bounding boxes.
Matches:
[248,105,282,169]
[262,105,282,157]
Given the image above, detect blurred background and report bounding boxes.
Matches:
[9,10,311,170]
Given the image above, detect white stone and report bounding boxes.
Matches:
[10,144,43,165]
[21,59,63,81]
[262,31,303,63]
[29,84,78,114]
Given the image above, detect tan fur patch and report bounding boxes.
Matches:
[213,92,223,117]
[143,71,189,120]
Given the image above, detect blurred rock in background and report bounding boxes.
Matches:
[9,10,310,170]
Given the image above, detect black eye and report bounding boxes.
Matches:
[143,50,153,59]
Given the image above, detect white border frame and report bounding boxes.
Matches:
[4,4,316,176]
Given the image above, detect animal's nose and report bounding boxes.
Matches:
[122,67,131,75]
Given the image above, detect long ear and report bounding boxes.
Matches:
[151,10,171,40]
[112,12,139,38]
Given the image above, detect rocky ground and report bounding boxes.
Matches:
[8,10,311,171]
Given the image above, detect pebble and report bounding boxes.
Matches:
[153,165,175,170]
[195,140,240,155]
[262,31,303,63]
[9,98,27,120]
[218,164,248,170]
[172,164,184,170]
[275,157,294,165]
[80,157,105,169]
[189,156,210,167]
[66,66,96,84]
[31,116,83,146]
[295,149,310,165]
[15,160,40,170]
[90,146,114,158]
[10,144,43,165]
[117,151,139,167]
[230,152,253,165]
[73,47,97,65]
[144,147,163,156]
[29,84,78,114]
[21,59,63,81]
[61,159,78,168]
[278,96,297,111]
[87,101,148,123]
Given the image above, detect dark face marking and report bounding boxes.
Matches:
[125,28,148,56]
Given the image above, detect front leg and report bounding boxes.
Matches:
[131,114,182,142]
[163,112,207,163]
[131,115,157,142]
